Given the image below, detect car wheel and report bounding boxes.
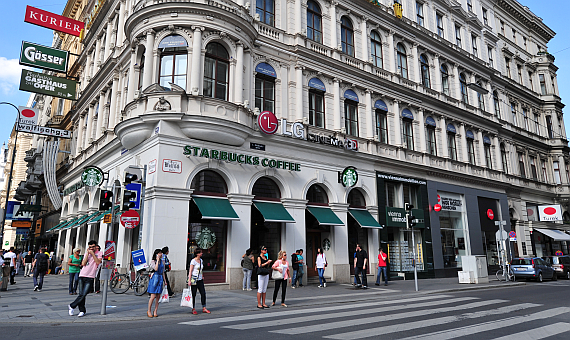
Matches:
[538,272,543,282]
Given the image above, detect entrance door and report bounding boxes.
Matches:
[306,232,321,277]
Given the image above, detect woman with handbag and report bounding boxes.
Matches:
[189,248,210,315]
[271,250,291,307]
[256,246,272,309]
[242,248,254,291]
[315,247,327,288]
[147,249,165,318]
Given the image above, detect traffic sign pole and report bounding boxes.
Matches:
[406,212,419,292]
[101,180,118,316]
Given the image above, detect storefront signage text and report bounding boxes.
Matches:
[16,123,72,139]
[386,207,425,228]
[19,69,77,100]
[63,181,85,196]
[377,173,427,185]
[281,119,358,151]
[437,193,463,212]
[25,6,84,37]
[183,145,301,171]
[20,41,68,73]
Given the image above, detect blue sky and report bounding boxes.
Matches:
[0,0,569,146]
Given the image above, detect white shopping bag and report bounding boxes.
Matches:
[159,286,169,303]
[180,288,193,307]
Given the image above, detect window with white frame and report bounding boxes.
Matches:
[467,0,473,12]
[459,73,468,104]
[482,8,488,25]
[402,118,414,150]
[204,42,230,100]
[309,90,325,128]
[437,13,444,38]
[448,131,457,161]
[534,113,540,135]
[371,31,383,68]
[397,43,408,79]
[416,2,424,26]
[341,16,355,57]
[256,0,275,26]
[505,58,511,78]
[528,72,534,91]
[441,64,450,95]
[511,103,517,126]
[493,91,501,118]
[539,74,547,95]
[467,133,476,165]
[554,161,562,184]
[420,54,430,88]
[522,108,529,130]
[472,35,478,57]
[488,46,493,67]
[306,0,323,43]
[426,124,437,155]
[500,144,508,173]
[530,156,538,180]
[484,141,492,168]
[517,65,523,85]
[344,99,358,137]
[518,153,526,178]
[455,25,462,48]
[541,159,548,182]
[376,109,388,143]
[255,75,275,112]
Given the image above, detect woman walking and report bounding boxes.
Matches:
[67,248,82,294]
[256,246,272,309]
[189,248,210,315]
[146,249,165,318]
[242,248,254,291]
[271,250,291,307]
[315,247,327,288]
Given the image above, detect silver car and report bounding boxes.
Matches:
[510,257,557,282]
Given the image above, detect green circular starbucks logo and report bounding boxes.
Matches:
[341,167,358,187]
[81,166,104,187]
[322,238,331,251]
[196,227,216,249]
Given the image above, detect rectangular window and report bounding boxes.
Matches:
[455,25,462,48]
[254,77,275,113]
[256,0,275,26]
[552,76,557,94]
[517,65,523,85]
[416,2,424,27]
[488,47,494,67]
[501,147,508,173]
[426,127,437,155]
[56,98,65,116]
[376,110,388,143]
[402,119,414,151]
[308,91,325,128]
[546,116,553,138]
[505,58,511,78]
[530,157,538,180]
[403,184,418,208]
[511,103,517,126]
[518,153,526,178]
[534,114,540,135]
[500,21,505,35]
[522,108,529,130]
[467,0,473,12]
[437,13,444,38]
[523,37,527,50]
[539,74,547,95]
[485,144,492,168]
[467,139,476,165]
[344,100,358,137]
[566,163,570,184]
[448,133,457,161]
[512,28,516,42]
[554,161,561,184]
[528,72,534,91]
[472,35,478,57]
[386,182,397,207]
[482,8,488,25]
[542,160,548,182]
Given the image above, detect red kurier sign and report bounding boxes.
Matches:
[25,6,84,37]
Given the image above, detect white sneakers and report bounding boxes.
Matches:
[78,312,85,317]
[324,283,327,288]
[68,305,75,316]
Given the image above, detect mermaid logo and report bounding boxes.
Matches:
[196,227,216,249]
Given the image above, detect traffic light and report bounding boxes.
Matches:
[124,172,138,185]
[99,190,113,211]
[121,171,138,211]
[407,213,417,227]
[405,203,414,211]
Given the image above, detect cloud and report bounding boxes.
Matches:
[0,57,26,95]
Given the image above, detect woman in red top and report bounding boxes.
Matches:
[376,248,388,286]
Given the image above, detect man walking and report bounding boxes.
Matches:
[354,244,368,289]
[68,240,102,317]
[376,248,388,286]
[291,250,299,288]
[297,249,304,287]
[4,247,17,285]
[32,247,50,291]
[24,251,33,277]
[162,247,175,297]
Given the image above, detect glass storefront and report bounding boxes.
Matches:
[187,218,227,284]
[437,192,469,268]
[387,228,424,272]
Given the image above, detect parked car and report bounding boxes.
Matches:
[542,256,570,280]
[510,257,556,282]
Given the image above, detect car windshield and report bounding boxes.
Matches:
[512,259,532,265]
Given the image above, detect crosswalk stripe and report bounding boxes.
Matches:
[178,294,453,326]
[490,322,570,340]
[224,297,478,330]
[286,289,397,301]
[271,299,510,335]
[396,307,570,340]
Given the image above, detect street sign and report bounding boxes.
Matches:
[19,41,68,73]
[18,204,42,213]
[103,214,112,224]
[16,123,72,138]
[120,210,140,229]
[6,201,33,221]
[19,69,77,100]
[125,182,142,210]
[18,106,39,125]
[24,6,84,37]
[131,249,147,271]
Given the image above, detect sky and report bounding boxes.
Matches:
[0,0,569,147]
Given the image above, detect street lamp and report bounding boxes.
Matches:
[0,102,21,247]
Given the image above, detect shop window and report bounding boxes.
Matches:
[371,31,383,68]
[376,109,388,143]
[448,132,457,161]
[541,159,548,182]
[385,182,397,207]
[309,90,325,128]
[493,91,500,118]
[416,1,424,26]
[187,220,227,283]
[426,126,437,156]
[518,153,526,178]
[252,177,281,199]
[190,170,227,194]
[436,13,444,38]
[307,0,322,43]
[203,42,229,101]
[546,116,553,138]
[403,183,418,208]
[441,64,449,95]
[250,207,281,264]
[255,75,275,113]
[344,100,358,137]
[484,143,492,168]
[553,161,561,184]
[530,157,538,180]
[420,54,430,88]
[341,16,354,57]
[440,202,467,268]
[539,74,547,95]
[306,184,328,204]
[397,43,408,79]
[467,137,476,165]
[459,73,468,104]
[402,118,414,150]
[500,144,508,173]
[138,52,145,90]
[256,0,275,26]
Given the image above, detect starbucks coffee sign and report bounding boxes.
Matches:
[81,166,104,187]
[340,166,358,187]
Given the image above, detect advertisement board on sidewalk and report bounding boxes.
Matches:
[132,249,147,271]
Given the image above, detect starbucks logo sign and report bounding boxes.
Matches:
[81,166,104,187]
[196,227,216,249]
[341,166,358,187]
[322,238,331,251]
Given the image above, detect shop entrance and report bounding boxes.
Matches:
[306,232,321,277]
[387,227,424,275]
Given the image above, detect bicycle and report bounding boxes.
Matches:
[110,263,149,295]
[496,263,515,282]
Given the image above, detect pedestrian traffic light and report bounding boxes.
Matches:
[124,172,138,185]
[99,190,113,211]
[405,203,414,211]
[407,214,417,227]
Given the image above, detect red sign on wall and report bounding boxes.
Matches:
[487,209,495,220]
[24,6,84,37]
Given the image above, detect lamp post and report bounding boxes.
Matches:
[0,102,21,247]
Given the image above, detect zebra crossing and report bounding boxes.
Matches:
[178,293,570,339]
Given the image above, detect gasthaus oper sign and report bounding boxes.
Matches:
[20,41,68,73]
[19,69,77,100]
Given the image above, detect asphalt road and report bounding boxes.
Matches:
[5,279,570,340]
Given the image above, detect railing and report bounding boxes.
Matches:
[257,22,281,41]
[373,66,391,80]
[307,41,331,57]
[134,0,252,23]
[341,55,363,70]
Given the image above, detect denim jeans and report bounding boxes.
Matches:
[291,269,298,286]
[70,277,94,313]
[317,268,326,286]
[355,267,367,287]
[376,266,388,284]
[297,268,304,285]
[69,272,79,293]
[242,268,252,289]
[33,268,45,289]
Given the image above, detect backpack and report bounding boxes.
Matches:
[36,253,49,273]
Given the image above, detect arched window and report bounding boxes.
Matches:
[204,42,229,100]
[158,35,188,89]
[493,91,501,118]
[425,117,437,156]
[307,0,322,43]
[402,117,414,151]
[371,31,383,68]
[484,137,493,168]
[341,16,354,57]
[252,177,281,199]
[466,130,476,165]
[348,189,366,208]
[476,81,485,110]
[420,54,430,88]
[397,43,408,79]
[459,73,468,104]
[441,64,449,95]
[447,124,457,161]
[306,184,328,204]
[190,170,227,194]
[138,52,145,90]
[254,63,277,112]
[256,0,275,26]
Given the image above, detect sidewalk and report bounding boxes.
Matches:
[0,273,524,324]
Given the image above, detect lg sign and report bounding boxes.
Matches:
[258,111,278,134]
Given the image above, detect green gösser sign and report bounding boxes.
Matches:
[341,166,358,187]
[183,145,301,171]
[19,41,68,73]
[81,166,104,187]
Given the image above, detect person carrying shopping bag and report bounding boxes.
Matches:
[189,248,210,315]
[146,249,166,318]
[271,250,291,307]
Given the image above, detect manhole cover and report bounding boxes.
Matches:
[17,315,33,318]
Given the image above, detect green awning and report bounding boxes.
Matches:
[306,206,344,226]
[193,196,239,220]
[253,201,295,223]
[89,206,119,223]
[47,220,66,232]
[65,214,91,229]
[349,208,383,229]
[61,216,82,230]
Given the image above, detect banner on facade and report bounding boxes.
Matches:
[5,201,33,221]
[538,205,563,222]
[13,221,32,229]
[385,207,425,228]
[16,123,72,139]
[19,41,68,73]
[19,69,77,100]
[436,192,464,212]
[24,6,84,37]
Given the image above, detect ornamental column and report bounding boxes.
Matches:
[493,135,502,171]
[108,74,120,131]
[142,30,155,90]
[190,26,203,95]
[440,116,449,159]
[360,16,368,62]
[392,100,402,146]
[433,54,441,92]
[296,65,303,122]
[95,91,106,140]
[412,43,420,83]
[104,20,113,60]
[452,64,461,101]
[459,123,468,163]
[85,104,95,146]
[127,46,137,102]
[329,203,350,283]
[333,78,341,131]
[234,42,244,105]
[76,114,85,155]
[387,31,395,73]
[227,194,254,290]
[282,199,308,274]
[477,130,486,167]
[295,0,302,34]
[329,2,337,49]
[83,53,92,90]
[365,89,373,139]
[116,0,126,48]
[418,108,426,153]
[94,35,102,73]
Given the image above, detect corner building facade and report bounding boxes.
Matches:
[57,0,569,289]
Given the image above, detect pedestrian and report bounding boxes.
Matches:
[68,248,82,294]
[54,255,65,275]
[376,248,388,286]
[188,248,210,315]
[32,247,50,291]
[24,251,33,277]
[242,248,254,291]
[271,250,291,307]
[4,247,16,285]
[256,245,272,309]
[162,246,175,298]
[0,254,7,292]
[147,248,166,318]
[354,244,368,289]
[68,240,102,317]
[94,245,102,293]
[353,251,357,286]
[297,249,304,287]
[291,249,299,289]
[15,250,23,276]
[315,247,327,288]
